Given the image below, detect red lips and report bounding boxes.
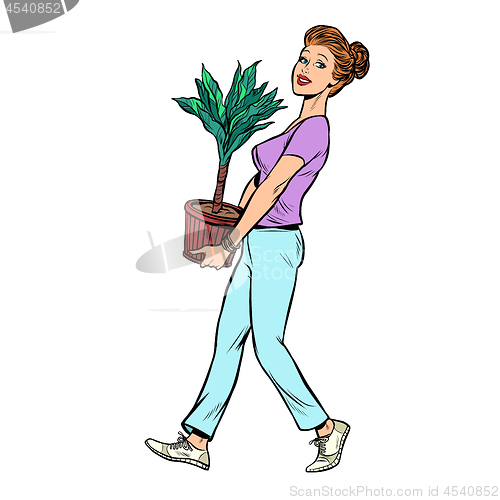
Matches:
[297,74,312,86]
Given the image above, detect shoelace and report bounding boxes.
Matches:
[309,436,329,455]
[171,431,194,452]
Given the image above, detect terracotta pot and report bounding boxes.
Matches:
[183,199,242,267]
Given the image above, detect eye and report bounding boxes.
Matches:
[315,62,326,69]
[299,56,308,64]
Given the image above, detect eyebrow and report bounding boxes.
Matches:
[301,49,328,61]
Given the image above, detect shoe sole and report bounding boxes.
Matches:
[144,440,209,471]
[306,421,350,473]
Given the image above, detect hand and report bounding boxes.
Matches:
[190,245,231,270]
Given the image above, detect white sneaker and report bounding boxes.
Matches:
[145,431,210,470]
[306,420,350,472]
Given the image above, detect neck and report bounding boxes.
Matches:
[299,88,329,120]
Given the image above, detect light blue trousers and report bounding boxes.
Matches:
[182,227,328,440]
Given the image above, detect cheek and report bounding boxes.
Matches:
[316,70,329,85]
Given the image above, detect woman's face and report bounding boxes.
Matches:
[292,45,337,96]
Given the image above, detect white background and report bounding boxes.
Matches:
[1,1,499,498]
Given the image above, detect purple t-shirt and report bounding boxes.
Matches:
[251,115,330,226]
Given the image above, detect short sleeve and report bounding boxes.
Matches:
[282,117,329,165]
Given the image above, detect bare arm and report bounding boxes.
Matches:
[191,155,305,269]
[231,155,304,246]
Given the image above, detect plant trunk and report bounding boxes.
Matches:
[212,161,230,214]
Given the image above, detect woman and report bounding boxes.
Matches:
[146,25,369,472]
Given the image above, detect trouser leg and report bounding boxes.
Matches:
[249,229,328,430]
[182,242,252,440]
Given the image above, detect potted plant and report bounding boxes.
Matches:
[173,61,286,267]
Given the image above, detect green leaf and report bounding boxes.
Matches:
[223,61,242,112]
[228,108,247,133]
[228,89,286,134]
[256,88,278,109]
[195,79,211,110]
[197,107,226,161]
[239,61,260,99]
[195,78,221,125]
[202,65,226,122]
[190,98,203,114]
[237,84,247,104]
[172,97,204,118]
[226,61,260,120]
[230,103,286,138]
[249,82,268,104]
[174,58,287,166]
[224,122,273,160]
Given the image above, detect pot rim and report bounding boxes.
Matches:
[184,199,242,225]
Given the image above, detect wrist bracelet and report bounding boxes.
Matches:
[227,232,241,249]
[221,234,240,253]
[220,236,233,253]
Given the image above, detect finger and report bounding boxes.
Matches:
[190,246,206,255]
